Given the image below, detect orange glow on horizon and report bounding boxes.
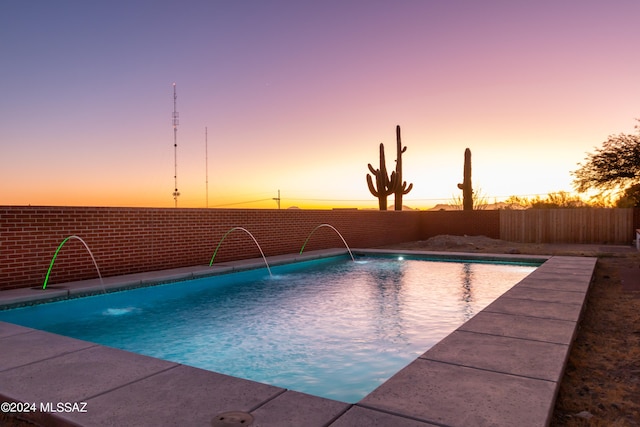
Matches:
[3,2,639,209]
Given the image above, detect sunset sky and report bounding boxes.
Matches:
[2,1,639,209]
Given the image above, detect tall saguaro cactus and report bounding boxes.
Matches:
[393,125,413,211]
[457,148,473,210]
[367,143,397,210]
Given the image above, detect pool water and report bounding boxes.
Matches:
[0,255,537,402]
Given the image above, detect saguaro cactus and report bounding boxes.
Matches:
[393,125,413,211]
[457,148,473,210]
[367,143,397,210]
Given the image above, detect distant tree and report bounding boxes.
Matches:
[502,192,591,209]
[502,195,530,210]
[585,193,616,208]
[529,191,587,209]
[572,120,640,199]
[615,183,640,207]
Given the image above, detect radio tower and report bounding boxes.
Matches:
[205,126,209,208]
[172,83,180,207]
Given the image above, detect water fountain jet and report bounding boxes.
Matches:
[209,227,272,277]
[42,235,105,292]
[299,224,355,261]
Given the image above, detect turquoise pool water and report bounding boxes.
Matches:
[0,255,537,402]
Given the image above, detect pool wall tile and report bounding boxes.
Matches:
[0,287,69,308]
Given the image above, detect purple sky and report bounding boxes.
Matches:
[2,1,639,208]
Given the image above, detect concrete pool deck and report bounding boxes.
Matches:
[0,249,596,427]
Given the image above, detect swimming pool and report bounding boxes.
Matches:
[0,254,537,403]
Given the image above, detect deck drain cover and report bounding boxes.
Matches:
[211,411,254,426]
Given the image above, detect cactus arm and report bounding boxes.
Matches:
[388,171,398,194]
[400,181,413,195]
[366,173,379,196]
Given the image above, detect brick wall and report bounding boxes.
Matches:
[0,207,427,290]
[2,206,634,291]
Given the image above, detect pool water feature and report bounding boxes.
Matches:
[299,223,355,260]
[42,235,104,290]
[0,255,537,403]
[209,226,273,276]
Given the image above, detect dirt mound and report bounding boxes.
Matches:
[403,235,527,254]
[422,235,507,249]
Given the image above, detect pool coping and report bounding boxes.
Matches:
[0,249,596,427]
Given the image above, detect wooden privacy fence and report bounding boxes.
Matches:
[499,208,634,244]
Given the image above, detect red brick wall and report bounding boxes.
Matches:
[1,207,432,290]
[11,206,631,291]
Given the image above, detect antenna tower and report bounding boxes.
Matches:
[172,83,180,207]
[205,126,209,208]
